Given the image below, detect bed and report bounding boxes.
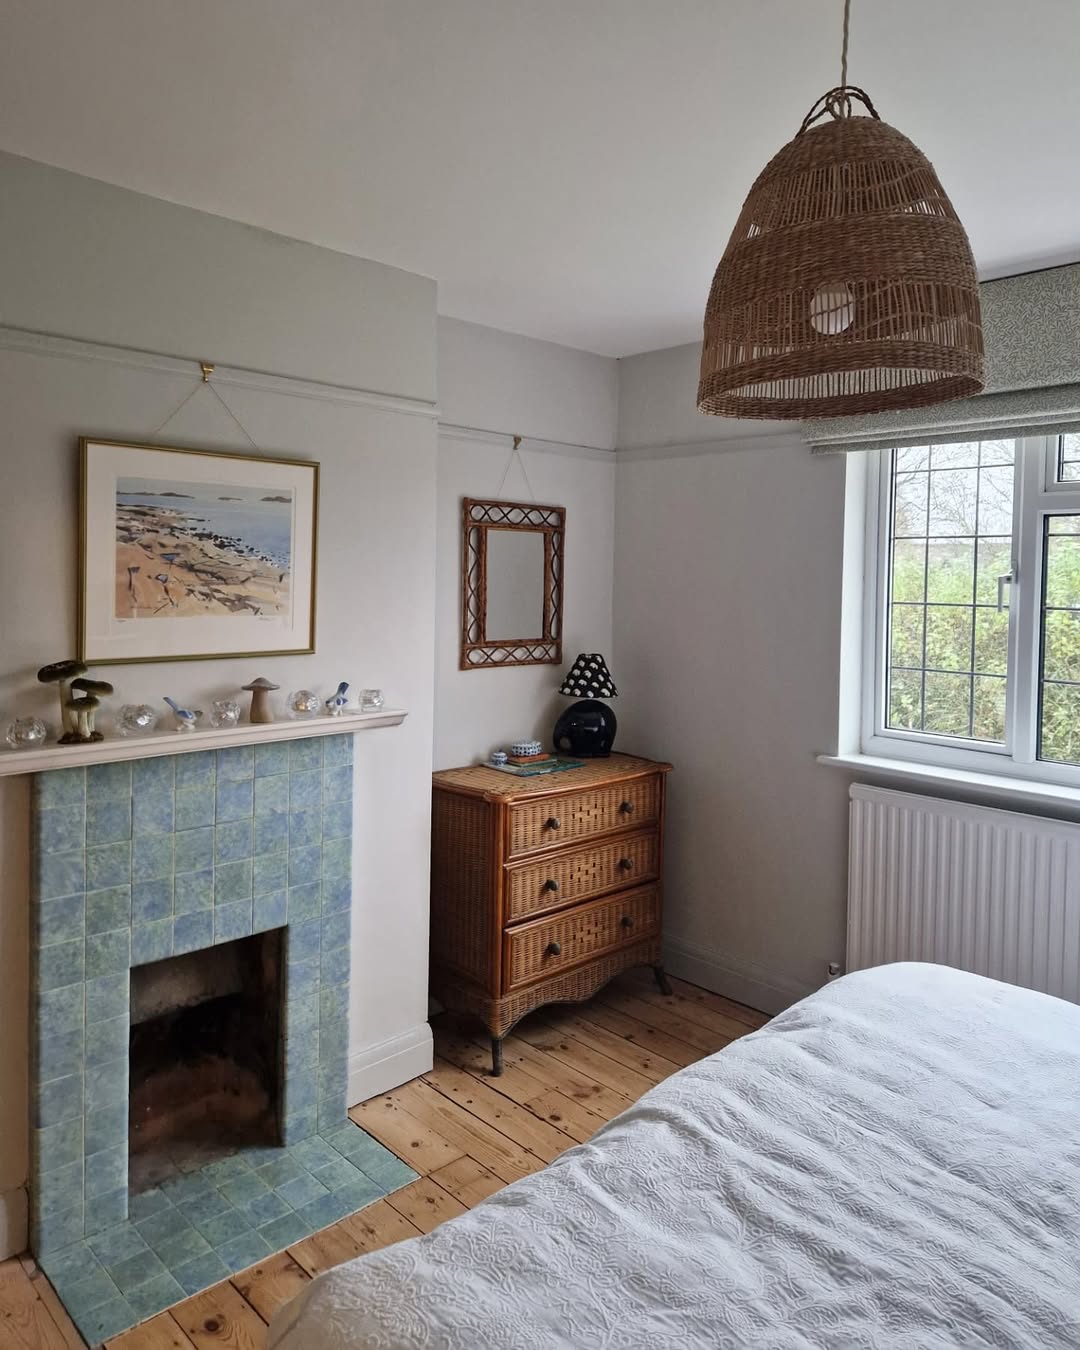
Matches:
[269,963,1080,1348]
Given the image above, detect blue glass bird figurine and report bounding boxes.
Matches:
[164,696,203,732]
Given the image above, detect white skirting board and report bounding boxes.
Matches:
[348,1022,433,1106]
[663,936,814,1017]
[0,1184,27,1262]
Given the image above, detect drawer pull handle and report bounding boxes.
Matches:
[619,801,635,815]
[620,915,634,929]
[545,817,561,831]
[543,879,559,892]
[545,941,562,957]
[618,857,634,871]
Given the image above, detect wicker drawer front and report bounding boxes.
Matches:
[505,886,660,991]
[505,830,659,922]
[507,775,660,858]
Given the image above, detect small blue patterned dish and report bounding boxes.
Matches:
[489,749,508,766]
[511,739,543,757]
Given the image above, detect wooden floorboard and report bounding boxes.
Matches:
[15,976,764,1348]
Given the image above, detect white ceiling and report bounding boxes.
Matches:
[1,0,1077,357]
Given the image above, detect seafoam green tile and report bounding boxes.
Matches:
[322,735,353,767]
[88,1223,149,1266]
[322,764,353,803]
[253,848,288,897]
[218,1228,272,1273]
[214,899,252,943]
[108,1246,168,1295]
[252,889,287,934]
[86,798,132,845]
[254,1154,306,1189]
[289,739,322,773]
[216,818,253,863]
[132,919,172,966]
[174,867,213,913]
[34,892,84,948]
[125,1270,186,1321]
[85,1100,127,1155]
[288,846,321,887]
[215,859,252,904]
[173,1249,230,1296]
[289,810,322,848]
[132,833,173,881]
[72,1294,137,1345]
[58,1265,119,1319]
[128,1187,171,1223]
[86,971,129,1025]
[34,1116,83,1172]
[257,1210,310,1251]
[253,773,289,817]
[216,777,253,823]
[275,1171,327,1211]
[217,744,254,780]
[287,918,320,965]
[175,785,214,830]
[154,1224,212,1270]
[36,1157,84,1216]
[243,1190,290,1227]
[87,761,132,800]
[84,1185,127,1236]
[36,767,86,809]
[360,1153,418,1192]
[33,1071,82,1129]
[176,750,216,789]
[132,786,174,836]
[132,877,173,922]
[39,981,84,1037]
[85,928,129,978]
[85,1057,126,1113]
[255,814,289,855]
[255,741,290,777]
[322,799,352,841]
[86,885,131,935]
[289,770,321,810]
[174,827,213,875]
[322,837,351,880]
[86,842,131,892]
[195,1208,251,1247]
[133,757,174,793]
[34,1200,84,1253]
[38,848,86,901]
[37,938,84,993]
[37,804,86,853]
[86,1016,127,1069]
[219,1170,269,1208]
[85,1142,127,1198]
[174,910,214,954]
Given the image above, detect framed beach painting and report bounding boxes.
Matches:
[79,438,318,663]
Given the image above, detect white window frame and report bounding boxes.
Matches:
[862,433,1080,789]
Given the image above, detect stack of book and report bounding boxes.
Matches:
[506,750,554,766]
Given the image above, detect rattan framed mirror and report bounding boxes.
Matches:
[460,498,565,670]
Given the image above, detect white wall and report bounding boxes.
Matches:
[433,319,618,770]
[614,344,851,1012]
[0,153,439,1256]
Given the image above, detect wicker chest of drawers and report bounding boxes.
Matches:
[430,753,673,1074]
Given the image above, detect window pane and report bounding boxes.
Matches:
[975,537,1012,605]
[973,608,1008,676]
[890,605,924,667]
[924,672,971,736]
[928,469,977,536]
[972,676,1006,742]
[891,538,926,603]
[925,606,972,672]
[888,669,922,730]
[883,441,1015,745]
[1039,515,1080,765]
[925,539,974,603]
[1056,433,1080,483]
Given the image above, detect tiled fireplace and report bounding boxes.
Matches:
[29,734,416,1343]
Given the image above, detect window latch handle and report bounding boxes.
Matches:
[997,567,1015,613]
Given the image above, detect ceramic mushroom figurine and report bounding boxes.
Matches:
[243,677,280,724]
[65,678,114,743]
[37,659,88,741]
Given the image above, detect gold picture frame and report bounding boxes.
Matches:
[78,438,319,664]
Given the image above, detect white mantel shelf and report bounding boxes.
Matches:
[0,708,408,777]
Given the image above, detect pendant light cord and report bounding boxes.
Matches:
[840,0,851,87]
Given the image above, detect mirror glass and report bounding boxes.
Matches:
[485,528,545,640]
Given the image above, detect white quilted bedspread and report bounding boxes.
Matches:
[269,963,1080,1348]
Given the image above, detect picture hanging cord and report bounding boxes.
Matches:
[494,433,537,502]
[144,360,264,454]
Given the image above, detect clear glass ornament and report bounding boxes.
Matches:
[5,716,48,750]
[116,704,158,736]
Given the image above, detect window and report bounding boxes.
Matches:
[866,433,1080,784]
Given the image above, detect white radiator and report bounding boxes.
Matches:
[848,784,1080,1004]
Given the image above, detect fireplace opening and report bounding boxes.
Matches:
[128,930,283,1194]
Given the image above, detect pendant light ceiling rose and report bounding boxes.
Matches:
[697,16,985,421]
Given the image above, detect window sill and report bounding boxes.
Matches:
[817,752,1080,813]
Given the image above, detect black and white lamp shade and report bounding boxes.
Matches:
[554,653,618,758]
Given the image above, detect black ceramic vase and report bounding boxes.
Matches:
[552,698,617,758]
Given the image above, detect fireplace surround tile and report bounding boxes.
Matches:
[29,732,418,1342]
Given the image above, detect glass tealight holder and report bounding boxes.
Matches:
[117,704,158,736]
[358,688,384,711]
[5,716,48,750]
[210,700,241,729]
[288,690,321,720]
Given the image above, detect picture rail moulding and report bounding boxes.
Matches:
[0,707,406,777]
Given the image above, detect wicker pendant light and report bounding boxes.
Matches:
[698,0,984,420]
